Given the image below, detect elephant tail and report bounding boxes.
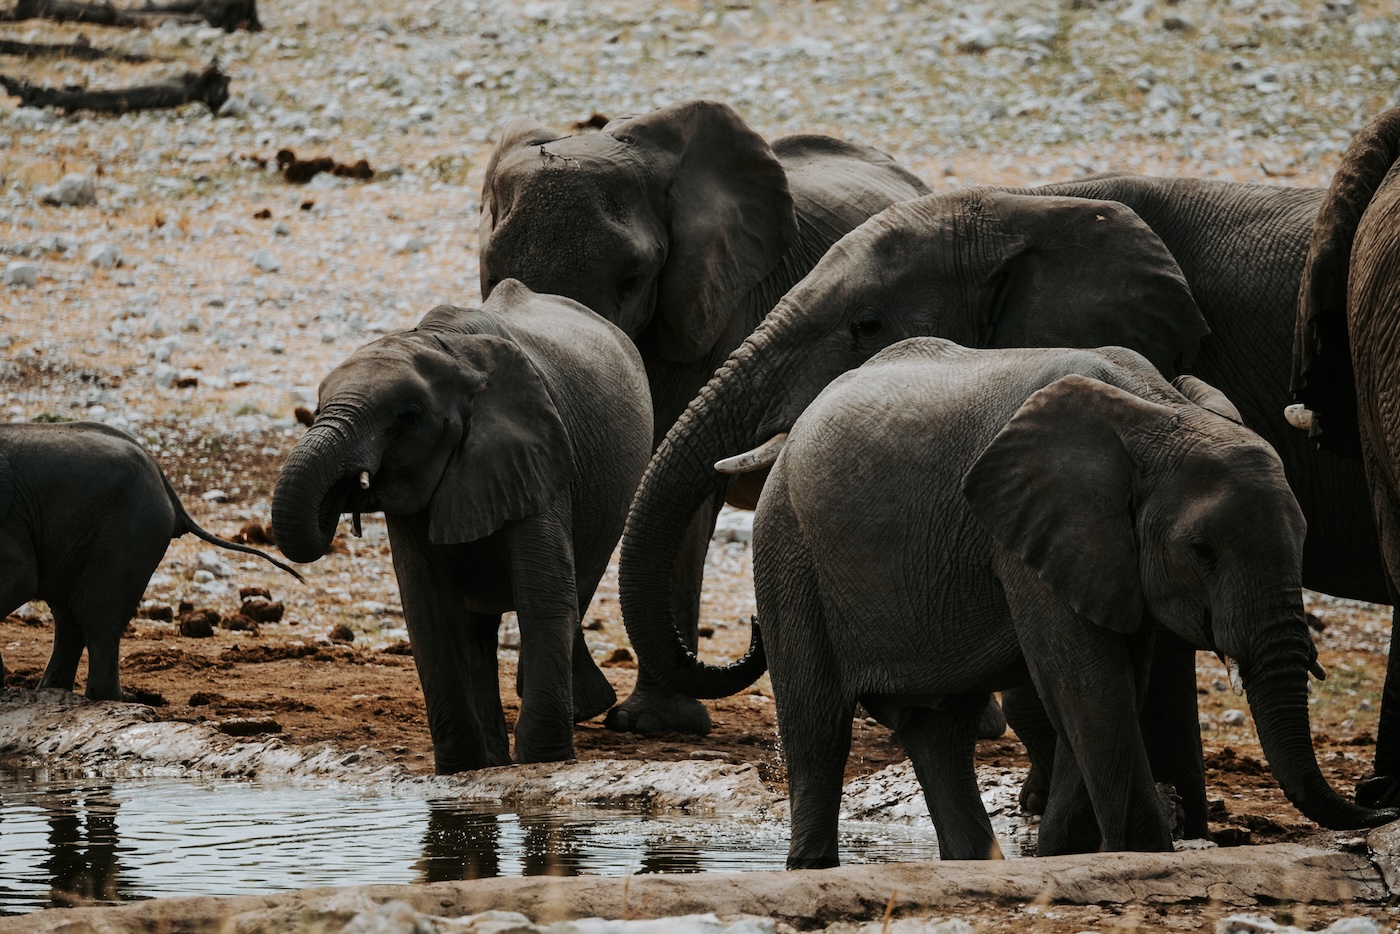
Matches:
[162,472,306,583]
[1292,106,1400,461]
[666,616,767,700]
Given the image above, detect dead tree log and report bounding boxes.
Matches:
[0,35,151,61]
[0,59,228,113]
[6,0,260,32]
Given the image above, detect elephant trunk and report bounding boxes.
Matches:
[272,409,377,564]
[1243,626,1396,830]
[619,329,792,698]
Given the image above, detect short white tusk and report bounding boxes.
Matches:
[1225,656,1245,697]
[1284,403,1314,431]
[714,432,788,475]
[359,471,371,490]
[1310,659,1327,681]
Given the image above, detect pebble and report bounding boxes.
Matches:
[388,234,429,254]
[3,262,37,287]
[87,244,122,270]
[250,249,281,273]
[1222,709,1248,726]
[35,173,95,207]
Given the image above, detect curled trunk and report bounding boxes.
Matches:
[619,339,781,698]
[1245,641,1397,829]
[271,414,373,564]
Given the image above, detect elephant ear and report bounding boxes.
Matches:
[605,100,798,362]
[479,116,565,297]
[1172,374,1243,424]
[1291,107,1400,461]
[972,193,1209,377]
[427,333,574,545]
[962,373,1175,633]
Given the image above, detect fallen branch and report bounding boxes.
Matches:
[0,59,228,113]
[5,0,260,32]
[0,35,152,61]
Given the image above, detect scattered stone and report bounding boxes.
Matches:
[388,233,429,254]
[601,646,634,667]
[219,613,259,633]
[241,598,285,623]
[178,609,219,637]
[273,220,291,236]
[583,617,604,631]
[201,489,230,503]
[142,604,175,622]
[87,243,122,269]
[35,174,96,207]
[3,262,37,287]
[250,248,281,273]
[329,623,355,643]
[1221,709,1248,726]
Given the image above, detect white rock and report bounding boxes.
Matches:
[712,506,754,544]
[87,244,122,270]
[388,234,429,254]
[192,569,216,584]
[37,174,97,207]
[250,249,281,273]
[12,107,55,130]
[201,490,230,504]
[273,221,292,236]
[217,96,249,118]
[3,262,37,287]
[408,104,436,122]
[153,363,178,388]
[1221,708,1248,726]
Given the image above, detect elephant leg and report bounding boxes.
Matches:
[1001,683,1057,816]
[976,695,1007,740]
[466,612,510,766]
[569,568,616,723]
[388,517,501,773]
[506,509,579,764]
[38,603,85,693]
[1004,565,1169,854]
[605,489,720,736]
[1037,736,1101,856]
[895,695,1002,860]
[1141,631,1208,838]
[776,673,852,870]
[1359,477,1400,807]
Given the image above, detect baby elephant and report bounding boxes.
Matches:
[0,421,302,701]
[726,339,1396,867]
[272,279,652,772]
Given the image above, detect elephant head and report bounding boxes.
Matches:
[272,296,573,562]
[618,189,1209,697]
[479,99,797,362]
[961,371,1389,831]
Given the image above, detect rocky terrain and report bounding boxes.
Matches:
[3,0,1400,930]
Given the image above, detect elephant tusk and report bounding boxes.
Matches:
[1224,655,1245,697]
[1310,658,1327,681]
[1284,404,1314,431]
[359,471,371,490]
[352,511,363,538]
[715,433,789,475]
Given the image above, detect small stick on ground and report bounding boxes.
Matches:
[0,58,228,112]
[4,0,260,32]
[0,35,152,62]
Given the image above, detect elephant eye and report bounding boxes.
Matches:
[1190,541,1218,568]
[850,314,883,341]
[618,270,642,297]
[396,407,424,430]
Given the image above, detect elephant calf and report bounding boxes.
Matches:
[0,421,301,701]
[723,340,1396,867]
[272,280,652,772]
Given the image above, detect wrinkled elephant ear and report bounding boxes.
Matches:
[427,332,574,545]
[962,373,1174,633]
[1291,107,1400,461]
[971,193,1209,377]
[479,116,565,297]
[604,100,798,362]
[1172,374,1243,424]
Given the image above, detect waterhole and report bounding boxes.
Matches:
[0,768,950,915]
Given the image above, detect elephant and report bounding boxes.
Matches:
[271,279,652,772]
[478,98,931,735]
[616,178,1393,838]
[1293,106,1400,807]
[738,340,1397,868]
[0,420,302,701]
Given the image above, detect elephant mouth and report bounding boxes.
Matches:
[322,472,382,539]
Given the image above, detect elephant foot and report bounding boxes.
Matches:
[604,686,711,735]
[1019,765,1049,816]
[572,664,618,723]
[977,696,1007,740]
[1358,774,1400,809]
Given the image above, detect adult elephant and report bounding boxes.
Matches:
[478,99,931,734]
[618,179,1390,836]
[1293,106,1400,807]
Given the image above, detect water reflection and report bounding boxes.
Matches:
[0,770,946,915]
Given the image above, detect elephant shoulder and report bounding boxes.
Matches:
[771,135,931,222]
[0,452,13,527]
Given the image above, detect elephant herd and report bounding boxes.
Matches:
[7,99,1400,869]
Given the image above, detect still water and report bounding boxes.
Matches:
[0,768,944,915]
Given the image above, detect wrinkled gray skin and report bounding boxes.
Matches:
[478,99,930,735]
[272,281,651,772]
[618,179,1390,836]
[746,341,1396,869]
[0,421,302,701]
[1294,106,1400,808]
